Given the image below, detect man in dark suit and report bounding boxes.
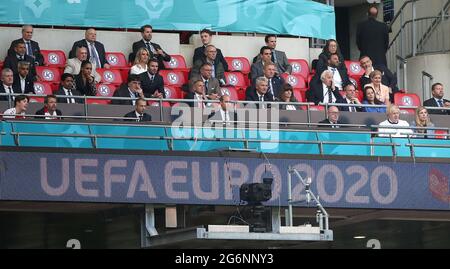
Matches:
[35,95,62,119]
[185,80,208,108]
[0,68,21,101]
[8,25,44,66]
[130,25,171,69]
[208,94,237,127]
[123,98,152,122]
[359,55,398,93]
[308,70,345,105]
[189,63,220,100]
[55,73,83,104]
[319,106,344,128]
[191,45,226,85]
[13,61,35,94]
[356,5,389,67]
[250,46,273,82]
[245,77,274,109]
[193,29,228,71]
[423,83,450,115]
[4,40,37,79]
[139,59,165,98]
[69,28,110,68]
[313,53,351,91]
[337,84,363,112]
[253,35,292,75]
[262,63,285,98]
[112,75,145,105]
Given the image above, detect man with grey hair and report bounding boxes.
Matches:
[64,46,101,82]
[191,44,226,85]
[69,28,109,68]
[308,70,344,105]
[8,25,44,66]
[13,61,35,94]
[245,76,274,109]
[0,68,20,101]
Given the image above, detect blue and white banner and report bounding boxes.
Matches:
[0,0,336,39]
[0,151,449,210]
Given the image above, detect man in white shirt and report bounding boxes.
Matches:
[124,98,152,122]
[13,61,35,94]
[378,105,413,137]
[65,46,101,82]
[308,70,344,105]
[208,94,236,127]
[3,95,29,119]
[185,80,207,108]
[337,83,362,112]
[0,68,20,101]
[35,94,62,119]
[55,73,83,104]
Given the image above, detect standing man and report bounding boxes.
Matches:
[130,25,171,69]
[423,83,450,115]
[69,28,110,69]
[193,29,228,71]
[253,35,291,75]
[35,95,62,119]
[356,5,389,67]
[8,25,44,66]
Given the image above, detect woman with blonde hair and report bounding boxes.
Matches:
[130,47,150,75]
[364,70,391,106]
[410,106,435,138]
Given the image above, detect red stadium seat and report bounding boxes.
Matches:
[307,73,314,87]
[41,50,67,68]
[96,68,123,85]
[36,66,61,89]
[29,82,53,103]
[349,76,362,91]
[288,59,309,79]
[219,86,239,100]
[225,57,251,74]
[293,88,305,102]
[435,130,448,139]
[148,100,172,107]
[87,84,118,104]
[281,74,307,89]
[163,55,189,71]
[105,52,128,68]
[159,70,186,87]
[394,93,421,114]
[225,72,247,89]
[345,60,364,76]
[309,105,325,111]
[163,85,182,99]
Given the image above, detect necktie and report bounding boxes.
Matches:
[332,68,336,75]
[26,41,33,56]
[269,78,274,95]
[8,86,12,94]
[204,80,208,92]
[67,89,75,104]
[438,99,443,107]
[145,42,151,53]
[327,87,333,103]
[139,115,143,122]
[149,75,154,84]
[89,43,101,68]
[271,50,277,63]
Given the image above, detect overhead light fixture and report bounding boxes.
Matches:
[354,235,366,239]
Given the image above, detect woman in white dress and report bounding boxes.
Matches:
[130,47,150,75]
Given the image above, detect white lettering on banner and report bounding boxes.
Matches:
[224,162,249,200]
[127,160,156,199]
[192,162,219,200]
[370,166,398,204]
[165,161,189,199]
[345,165,370,204]
[291,164,315,202]
[40,158,70,196]
[317,164,344,203]
[75,159,99,197]
[104,160,127,198]
[253,163,281,201]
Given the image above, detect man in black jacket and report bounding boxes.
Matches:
[193,29,228,71]
[245,77,274,109]
[130,25,171,69]
[313,53,351,91]
[13,61,35,94]
[112,75,145,105]
[54,73,83,104]
[123,98,152,122]
[308,70,345,105]
[8,25,44,66]
[4,40,37,79]
[139,59,165,98]
[69,28,110,69]
[0,68,21,101]
[356,5,389,67]
[337,84,363,112]
[35,95,62,119]
[319,106,344,128]
[423,83,450,115]
[359,55,398,93]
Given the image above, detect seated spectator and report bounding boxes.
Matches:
[423,82,450,115]
[362,86,386,113]
[250,46,273,82]
[364,70,391,106]
[245,77,274,109]
[185,80,208,108]
[13,61,35,94]
[4,40,37,80]
[278,83,299,110]
[65,46,101,83]
[208,94,237,126]
[191,45,225,85]
[193,29,228,71]
[55,73,83,104]
[410,106,435,139]
[337,83,362,112]
[189,63,220,101]
[359,55,398,96]
[308,70,344,105]
[314,52,351,91]
[253,35,291,75]
[139,59,165,98]
[74,60,96,96]
[130,47,150,75]
[112,75,144,105]
[69,28,110,69]
[318,106,343,128]
[8,25,44,66]
[0,68,21,101]
[262,62,284,97]
[130,25,171,69]
[378,105,413,137]
[315,39,347,76]
[3,95,29,119]
[123,98,152,122]
[35,94,62,120]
